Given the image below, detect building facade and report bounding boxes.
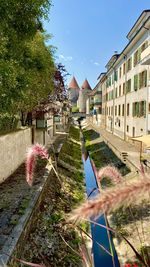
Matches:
[101,10,150,139]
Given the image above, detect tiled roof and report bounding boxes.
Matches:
[81,79,92,90]
[68,76,80,89]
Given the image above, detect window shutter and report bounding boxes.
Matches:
[136,102,139,117]
[126,81,128,93]
[134,53,136,66]
[132,103,135,117]
[139,73,142,89]
[144,70,147,87]
[138,47,141,63]
[144,101,146,117]
[134,75,138,91]
[114,71,118,81]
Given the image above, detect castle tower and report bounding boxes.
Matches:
[68,76,80,106]
[78,79,92,113]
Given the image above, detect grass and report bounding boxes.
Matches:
[9,126,87,267]
[83,129,130,190]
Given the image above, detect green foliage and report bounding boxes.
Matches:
[0,114,19,134]
[0,0,55,120]
[72,106,79,113]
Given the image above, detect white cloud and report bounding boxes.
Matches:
[58,54,73,61]
[94,62,100,66]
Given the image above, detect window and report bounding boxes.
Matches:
[141,41,148,53]
[123,63,126,75]
[126,79,131,93]
[134,74,138,91]
[114,71,118,82]
[135,102,139,117]
[135,102,139,116]
[122,104,124,116]
[127,125,129,132]
[118,105,121,116]
[119,67,122,78]
[127,57,132,72]
[109,76,112,86]
[139,70,147,88]
[119,85,121,96]
[134,48,141,66]
[115,105,117,116]
[123,83,125,94]
[127,103,130,116]
[134,50,138,66]
[139,101,146,117]
[132,103,135,117]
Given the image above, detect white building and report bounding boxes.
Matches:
[101,10,150,140]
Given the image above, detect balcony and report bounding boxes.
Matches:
[141,45,150,65]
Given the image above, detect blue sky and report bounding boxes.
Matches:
[44,1,150,88]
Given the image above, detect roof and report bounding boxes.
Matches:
[97,72,106,80]
[81,79,92,90]
[68,76,80,89]
[105,54,120,71]
[106,15,150,74]
[127,10,150,40]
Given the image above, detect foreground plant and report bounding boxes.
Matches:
[70,166,150,220]
[26,144,49,186]
[70,164,150,266]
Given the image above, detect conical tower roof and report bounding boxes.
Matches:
[68,76,80,90]
[81,79,92,90]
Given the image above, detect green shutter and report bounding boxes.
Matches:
[134,75,138,91]
[134,53,136,66]
[139,73,142,89]
[136,102,140,116]
[126,81,128,93]
[144,101,146,117]
[114,71,118,81]
[138,47,141,63]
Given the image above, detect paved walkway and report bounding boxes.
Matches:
[87,122,142,171]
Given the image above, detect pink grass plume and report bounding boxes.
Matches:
[97,165,122,184]
[70,177,150,221]
[26,143,49,186]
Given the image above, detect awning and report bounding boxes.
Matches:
[132,135,150,148]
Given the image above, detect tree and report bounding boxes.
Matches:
[0,0,55,129]
[51,63,70,102]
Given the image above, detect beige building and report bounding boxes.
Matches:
[101,10,150,140]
